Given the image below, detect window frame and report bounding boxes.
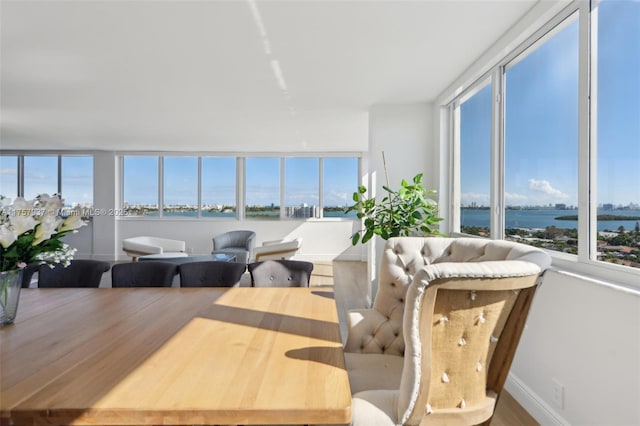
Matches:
[0,152,95,209]
[119,152,362,222]
[445,0,640,288]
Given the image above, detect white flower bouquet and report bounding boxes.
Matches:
[0,193,87,272]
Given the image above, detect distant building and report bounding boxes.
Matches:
[285,204,319,218]
[602,203,614,210]
[555,203,567,210]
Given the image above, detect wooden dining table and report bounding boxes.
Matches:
[0,287,351,425]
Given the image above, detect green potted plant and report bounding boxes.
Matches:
[346,172,444,245]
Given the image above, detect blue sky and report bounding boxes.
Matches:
[461,0,639,208]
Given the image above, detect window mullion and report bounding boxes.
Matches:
[578,0,595,264]
[491,67,505,240]
[158,157,164,217]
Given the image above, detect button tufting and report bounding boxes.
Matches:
[399,298,404,303]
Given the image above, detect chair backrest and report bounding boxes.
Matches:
[179,261,246,287]
[211,230,256,264]
[247,259,314,287]
[396,257,548,425]
[38,260,111,288]
[20,263,40,288]
[111,262,179,287]
[212,230,256,250]
[345,237,551,356]
[253,238,303,261]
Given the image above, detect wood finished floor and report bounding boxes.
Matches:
[311,260,539,426]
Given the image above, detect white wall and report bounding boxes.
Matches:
[116,218,362,262]
[508,271,640,425]
[369,103,434,190]
[367,103,433,302]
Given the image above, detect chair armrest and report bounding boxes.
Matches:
[158,238,186,252]
[253,239,301,261]
[122,240,163,255]
[212,234,231,250]
[344,308,401,355]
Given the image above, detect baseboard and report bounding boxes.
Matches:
[294,253,364,262]
[505,373,569,426]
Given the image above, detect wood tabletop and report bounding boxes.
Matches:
[0,287,351,425]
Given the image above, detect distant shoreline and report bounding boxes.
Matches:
[556,214,640,221]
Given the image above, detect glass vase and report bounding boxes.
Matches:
[0,269,24,326]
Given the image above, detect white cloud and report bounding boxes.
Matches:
[528,179,569,199]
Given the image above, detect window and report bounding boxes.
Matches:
[449,2,640,277]
[0,156,18,202]
[163,156,197,217]
[594,0,640,268]
[61,156,93,208]
[201,157,236,218]
[123,156,158,217]
[459,83,492,237]
[245,157,280,219]
[284,158,319,218]
[120,154,359,221]
[23,155,58,199]
[323,157,359,218]
[504,17,579,253]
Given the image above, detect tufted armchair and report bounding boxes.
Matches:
[345,237,551,425]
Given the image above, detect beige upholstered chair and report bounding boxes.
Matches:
[252,237,302,261]
[122,236,187,261]
[345,237,551,426]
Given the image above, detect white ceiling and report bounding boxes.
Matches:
[0,0,537,152]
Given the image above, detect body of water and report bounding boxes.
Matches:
[461,209,640,231]
[131,209,356,218]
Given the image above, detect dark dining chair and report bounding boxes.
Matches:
[179,261,247,287]
[111,261,179,287]
[247,259,314,287]
[37,259,111,288]
[20,263,40,288]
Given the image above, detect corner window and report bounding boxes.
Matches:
[459,82,493,237]
[504,16,579,253]
[594,0,640,268]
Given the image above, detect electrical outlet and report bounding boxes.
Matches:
[552,378,564,409]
